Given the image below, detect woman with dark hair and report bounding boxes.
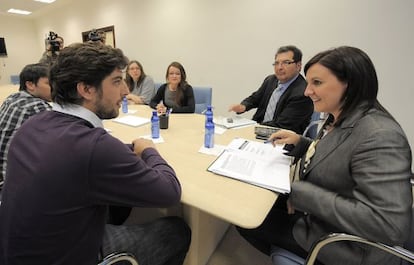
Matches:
[238,46,412,265]
[149,61,195,113]
[125,60,155,105]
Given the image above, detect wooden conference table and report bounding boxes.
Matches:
[105,105,279,265]
[0,84,279,265]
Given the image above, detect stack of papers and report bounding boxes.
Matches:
[207,138,291,193]
[112,115,150,127]
[214,116,256,129]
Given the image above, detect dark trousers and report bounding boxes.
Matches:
[107,206,132,225]
[237,195,309,258]
[102,216,191,265]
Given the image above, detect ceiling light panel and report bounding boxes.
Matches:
[7,8,32,15]
[34,0,56,3]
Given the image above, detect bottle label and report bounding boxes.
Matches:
[151,122,160,139]
[122,98,128,113]
[204,128,214,148]
[151,112,160,139]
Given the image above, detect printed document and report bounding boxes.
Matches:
[208,138,291,193]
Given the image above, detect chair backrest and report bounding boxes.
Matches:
[303,112,324,139]
[192,86,212,114]
[154,82,162,95]
[10,75,19,85]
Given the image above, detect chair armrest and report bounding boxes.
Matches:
[98,252,139,265]
[305,233,414,265]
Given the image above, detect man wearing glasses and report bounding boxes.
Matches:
[228,45,313,134]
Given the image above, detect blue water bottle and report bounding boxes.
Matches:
[204,115,215,148]
[122,96,128,113]
[151,110,160,139]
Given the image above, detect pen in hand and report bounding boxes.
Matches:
[157,100,167,114]
[265,129,301,146]
[264,135,283,145]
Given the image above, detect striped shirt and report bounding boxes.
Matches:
[0,91,51,184]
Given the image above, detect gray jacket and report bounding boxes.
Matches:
[290,105,412,265]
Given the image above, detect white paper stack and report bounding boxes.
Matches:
[208,138,291,193]
[112,115,150,127]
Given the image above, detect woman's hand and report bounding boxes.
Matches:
[268,129,301,146]
[156,102,167,114]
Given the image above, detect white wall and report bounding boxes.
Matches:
[2,0,414,168]
[0,16,41,85]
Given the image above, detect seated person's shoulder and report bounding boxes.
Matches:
[264,74,277,82]
[145,75,154,82]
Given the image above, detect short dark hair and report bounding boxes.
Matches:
[304,46,387,125]
[19,63,49,92]
[276,45,302,62]
[50,42,128,105]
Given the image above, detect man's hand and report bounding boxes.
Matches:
[228,104,246,113]
[132,138,155,156]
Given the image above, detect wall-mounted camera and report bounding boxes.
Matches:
[81,25,114,47]
[88,29,104,42]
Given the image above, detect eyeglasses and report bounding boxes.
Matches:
[272,60,296,67]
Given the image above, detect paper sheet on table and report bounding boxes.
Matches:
[198,144,226,156]
[112,115,150,127]
[140,135,165,143]
[125,109,138,114]
[214,126,226,135]
[214,116,256,129]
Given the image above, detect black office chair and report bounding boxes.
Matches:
[98,252,139,265]
[271,196,414,265]
[304,231,414,265]
[272,224,414,265]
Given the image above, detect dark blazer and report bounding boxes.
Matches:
[149,83,195,113]
[289,105,413,265]
[240,74,313,134]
